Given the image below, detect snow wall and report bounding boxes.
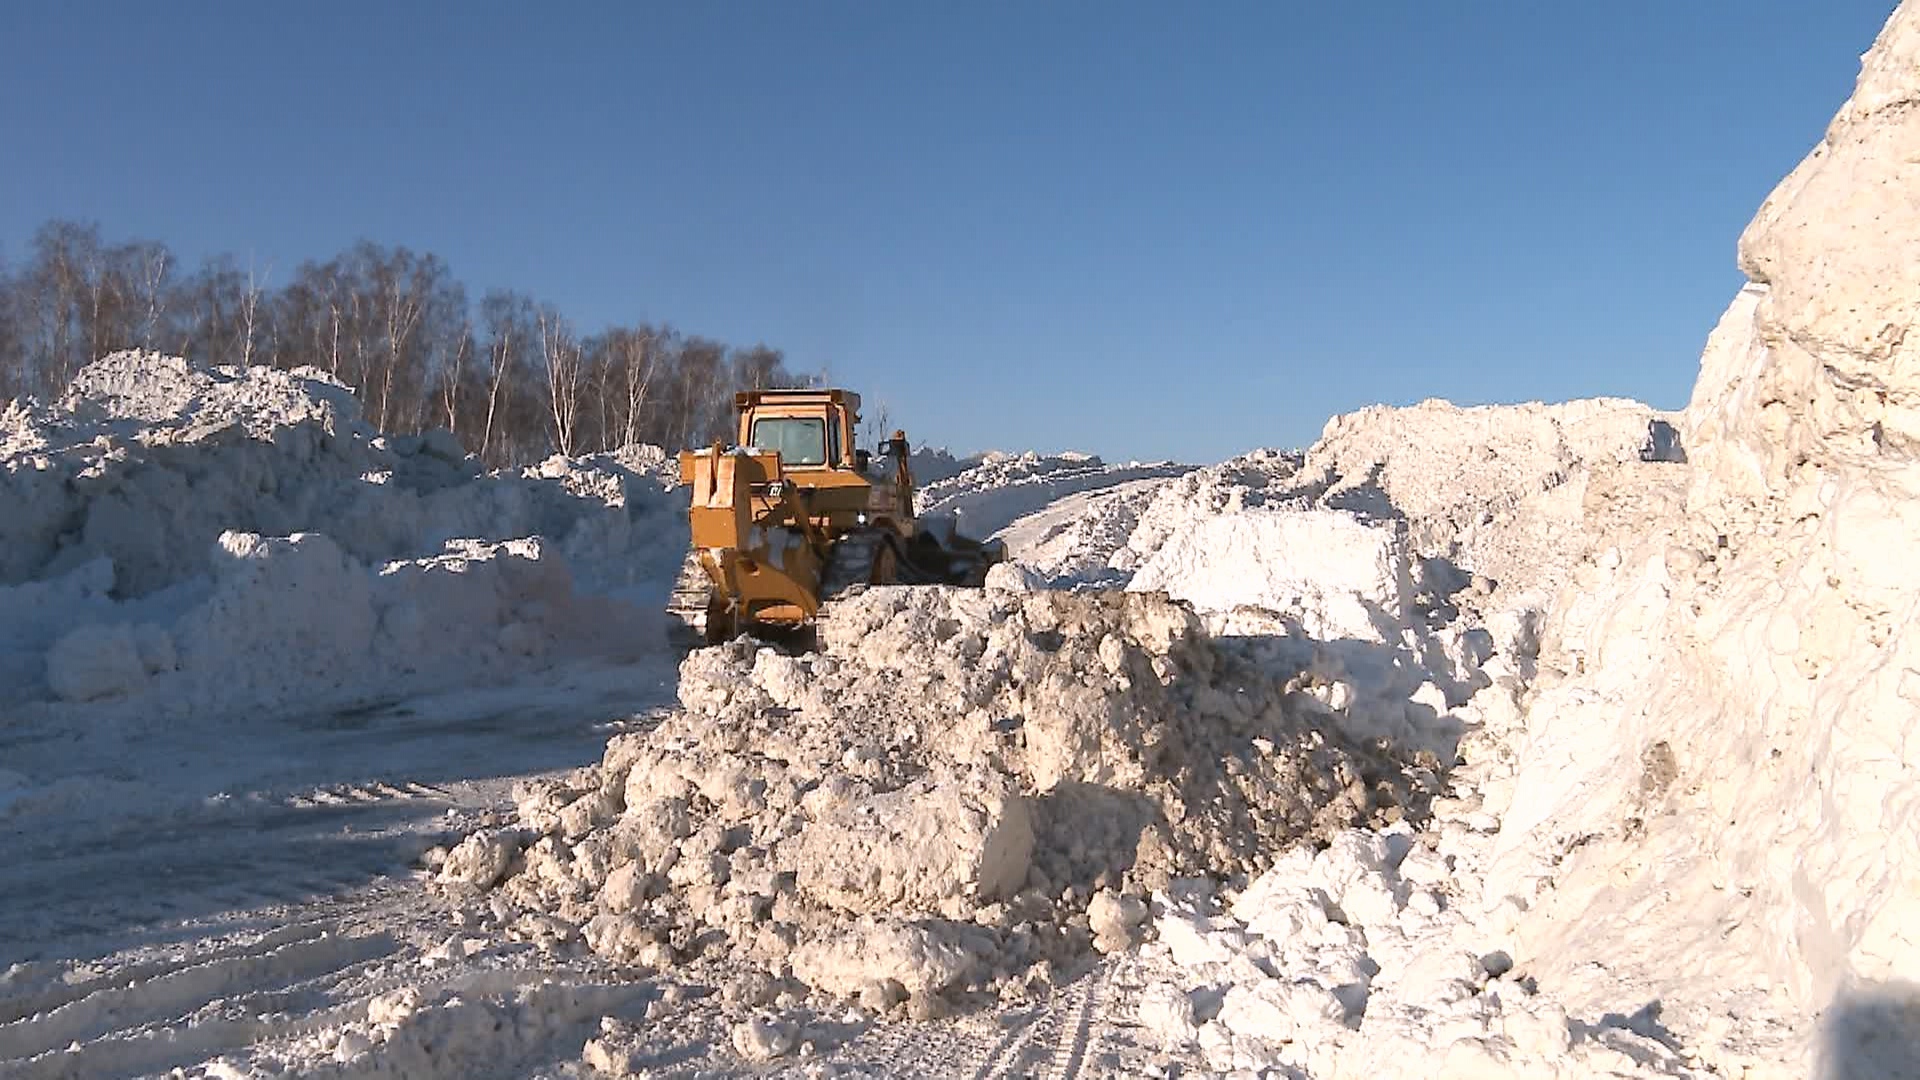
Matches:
[0,352,687,723]
[1484,6,1920,1068]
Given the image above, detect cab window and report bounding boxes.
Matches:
[749,417,827,465]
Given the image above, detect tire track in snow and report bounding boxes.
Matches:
[0,794,454,961]
[1042,965,1105,1080]
[0,923,332,1026]
[0,870,616,1080]
[0,667,683,1076]
[0,930,395,1063]
[966,1006,1044,1080]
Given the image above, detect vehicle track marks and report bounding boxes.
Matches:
[1042,965,1106,1080]
[285,780,453,809]
[0,929,394,1062]
[967,1006,1044,1080]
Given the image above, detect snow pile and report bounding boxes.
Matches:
[1079,455,1516,760]
[1295,397,1683,604]
[997,449,1300,591]
[1127,600,1716,1078]
[1417,5,1920,1073]
[1117,498,1492,759]
[35,531,643,719]
[1138,824,1710,1079]
[1130,509,1416,643]
[1120,396,1677,620]
[991,396,1675,631]
[443,587,1445,1016]
[904,444,979,487]
[0,351,685,722]
[914,450,1191,542]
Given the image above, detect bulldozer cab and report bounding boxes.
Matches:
[732,388,912,522]
[736,390,859,472]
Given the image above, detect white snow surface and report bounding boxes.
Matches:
[1129,509,1416,642]
[1462,9,1920,1077]
[915,450,1192,544]
[1,351,686,725]
[8,8,1920,1071]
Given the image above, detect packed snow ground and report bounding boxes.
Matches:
[10,9,1920,1071]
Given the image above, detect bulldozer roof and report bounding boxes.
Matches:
[734,388,861,412]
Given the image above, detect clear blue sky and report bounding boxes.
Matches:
[0,2,1897,462]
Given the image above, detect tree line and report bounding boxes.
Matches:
[0,220,811,465]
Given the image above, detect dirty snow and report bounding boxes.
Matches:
[458,588,1441,1017]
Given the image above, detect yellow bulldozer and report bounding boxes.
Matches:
[669,388,1004,641]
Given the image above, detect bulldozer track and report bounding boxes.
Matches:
[1044,964,1107,1080]
[667,546,719,642]
[965,1006,1046,1080]
[999,966,1107,1080]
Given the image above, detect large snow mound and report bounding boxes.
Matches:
[444,588,1448,1015]
[1297,397,1683,596]
[1449,4,1920,1072]
[0,351,685,723]
[990,397,1678,624]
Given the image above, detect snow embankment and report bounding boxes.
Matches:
[0,352,685,725]
[1472,6,1920,1072]
[914,450,1192,542]
[987,394,1677,620]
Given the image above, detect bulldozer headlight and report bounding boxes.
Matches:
[857,512,868,525]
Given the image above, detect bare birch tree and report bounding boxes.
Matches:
[239,260,270,368]
[438,320,471,434]
[478,291,533,464]
[132,245,171,351]
[0,257,20,399]
[621,327,657,450]
[539,305,584,457]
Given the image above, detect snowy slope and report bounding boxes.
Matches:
[1462,8,1920,1074]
